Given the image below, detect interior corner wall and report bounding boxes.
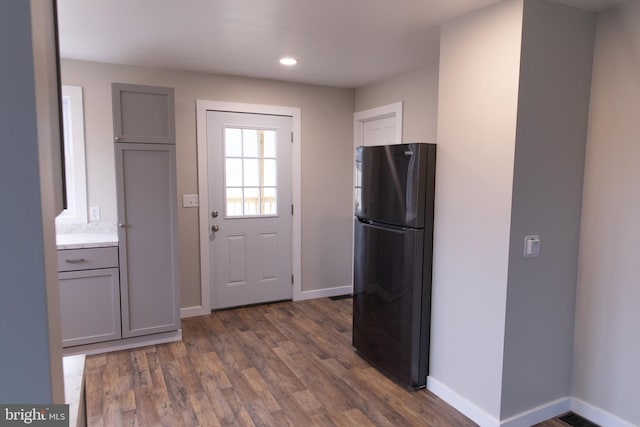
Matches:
[572,1,640,425]
[60,60,355,307]
[501,0,596,419]
[430,0,523,419]
[354,63,439,143]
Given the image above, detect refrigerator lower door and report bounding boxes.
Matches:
[353,219,427,389]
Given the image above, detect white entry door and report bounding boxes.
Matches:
[207,111,293,309]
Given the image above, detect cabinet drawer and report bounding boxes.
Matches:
[57,247,118,272]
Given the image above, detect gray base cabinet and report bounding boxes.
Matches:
[58,247,121,347]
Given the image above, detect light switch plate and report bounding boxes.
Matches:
[524,235,541,258]
[182,194,199,208]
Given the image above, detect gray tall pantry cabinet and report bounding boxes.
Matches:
[113,83,180,338]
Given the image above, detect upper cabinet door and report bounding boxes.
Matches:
[112,83,175,144]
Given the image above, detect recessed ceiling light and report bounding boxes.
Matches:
[279,57,298,66]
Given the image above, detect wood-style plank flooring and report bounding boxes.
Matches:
[85,298,570,426]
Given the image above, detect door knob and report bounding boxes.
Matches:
[211,210,219,218]
[211,224,220,232]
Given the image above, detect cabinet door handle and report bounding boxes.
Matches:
[65,258,87,263]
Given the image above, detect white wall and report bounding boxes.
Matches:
[0,0,64,403]
[354,64,439,143]
[61,60,355,308]
[501,0,595,419]
[572,1,640,425]
[430,0,523,419]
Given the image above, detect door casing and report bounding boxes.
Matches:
[193,100,302,316]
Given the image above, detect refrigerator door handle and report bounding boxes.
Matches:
[357,217,412,233]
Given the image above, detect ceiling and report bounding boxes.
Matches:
[57,0,627,89]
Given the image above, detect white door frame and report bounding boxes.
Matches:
[351,101,403,290]
[353,101,403,149]
[190,99,302,316]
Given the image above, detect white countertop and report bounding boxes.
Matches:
[56,233,118,250]
[63,354,86,427]
[55,222,119,250]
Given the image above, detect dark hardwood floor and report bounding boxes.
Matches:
[85,298,570,426]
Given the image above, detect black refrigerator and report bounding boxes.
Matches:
[353,142,436,390]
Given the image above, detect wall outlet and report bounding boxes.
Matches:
[89,206,101,221]
[182,194,199,208]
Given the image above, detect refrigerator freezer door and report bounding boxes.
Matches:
[352,218,428,389]
[355,143,429,228]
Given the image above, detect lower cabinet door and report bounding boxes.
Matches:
[59,268,121,347]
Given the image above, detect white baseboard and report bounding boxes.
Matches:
[293,285,352,301]
[181,305,210,318]
[181,286,352,315]
[571,398,636,427]
[62,329,182,356]
[427,376,500,427]
[500,397,571,427]
[427,376,636,427]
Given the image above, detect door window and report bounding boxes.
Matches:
[224,127,278,217]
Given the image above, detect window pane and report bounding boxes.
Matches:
[225,128,242,157]
[244,188,260,215]
[262,187,277,215]
[244,159,259,186]
[263,159,277,187]
[223,126,279,218]
[225,158,243,187]
[243,129,259,157]
[226,188,243,216]
[263,131,276,158]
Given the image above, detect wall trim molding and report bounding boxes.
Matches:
[500,397,571,427]
[427,376,500,427]
[294,285,352,301]
[180,306,209,318]
[62,329,182,357]
[428,376,636,427]
[571,398,636,427]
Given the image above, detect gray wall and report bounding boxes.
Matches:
[572,1,640,425]
[431,0,524,418]
[61,60,355,308]
[501,0,595,418]
[354,63,439,143]
[0,0,63,403]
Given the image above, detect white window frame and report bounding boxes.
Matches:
[56,85,88,225]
